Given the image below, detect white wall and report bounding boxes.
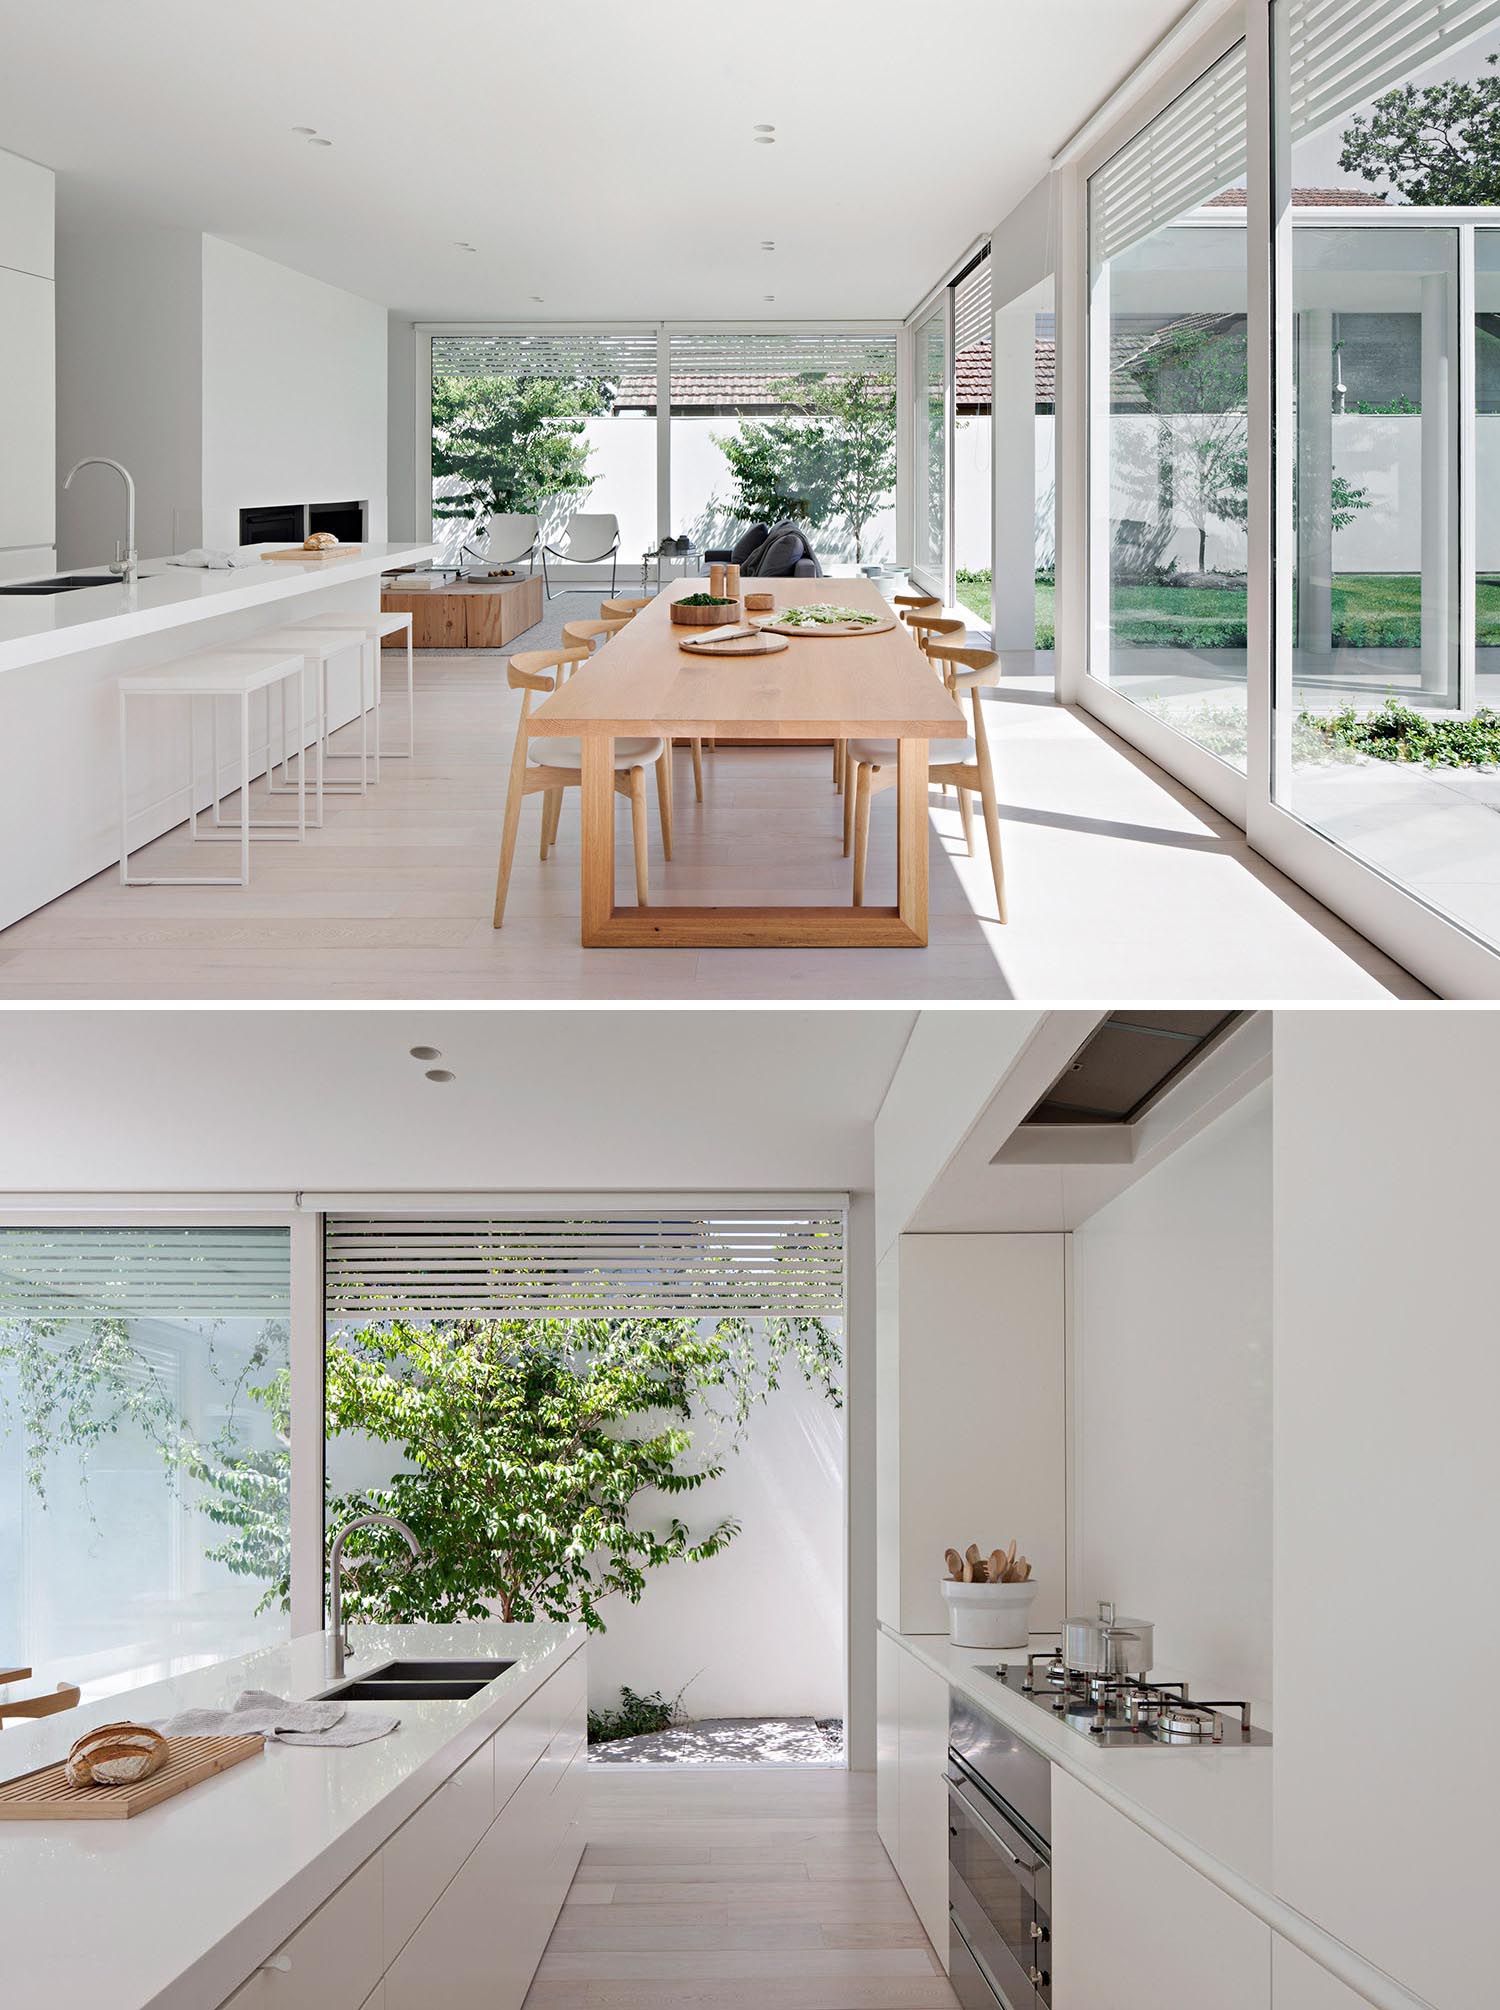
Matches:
[586,1346,845,1721]
[55,215,203,565]
[1273,1011,1500,2010]
[1070,1082,1272,1714]
[200,237,387,549]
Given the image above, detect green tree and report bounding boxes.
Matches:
[714,371,897,563]
[430,373,611,541]
[313,1314,841,1632]
[1339,54,1500,205]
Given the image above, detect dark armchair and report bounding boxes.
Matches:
[704,521,823,579]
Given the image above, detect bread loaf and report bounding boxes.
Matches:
[64,1722,169,1788]
[303,532,339,550]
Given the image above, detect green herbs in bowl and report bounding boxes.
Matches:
[676,593,737,607]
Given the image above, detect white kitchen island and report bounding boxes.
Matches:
[0,543,434,931]
[0,1620,586,2010]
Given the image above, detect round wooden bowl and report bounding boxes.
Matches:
[744,591,775,613]
[670,598,742,627]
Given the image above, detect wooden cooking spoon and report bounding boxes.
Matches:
[987,1549,1005,1584]
[944,1548,964,1581]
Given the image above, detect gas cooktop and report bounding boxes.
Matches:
[982,1650,1272,1748]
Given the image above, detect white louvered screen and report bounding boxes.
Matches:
[665,331,897,411]
[953,253,992,361]
[1091,42,1248,265]
[325,1213,845,1321]
[0,1227,291,1319]
[431,331,659,387]
[1286,0,1500,146]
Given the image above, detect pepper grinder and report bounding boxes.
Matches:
[725,562,741,603]
[709,562,727,598]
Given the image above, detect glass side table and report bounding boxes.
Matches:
[641,545,702,591]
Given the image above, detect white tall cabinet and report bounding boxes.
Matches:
[877,1232,1067,1637]
[0,147,55,579]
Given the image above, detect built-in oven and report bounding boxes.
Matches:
[948,1691,1052,2009]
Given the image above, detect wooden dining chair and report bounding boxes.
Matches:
[567,609,708,802]
[600,597,652,621]
[0,1679,81,1727]
[845,644,1007,924]
[561,615,630,663]
[894,591,941,612]
[905,610,967,669]
[492,645,671,928]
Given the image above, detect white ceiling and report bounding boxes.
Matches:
[0,1009,913,1195]
[1,0,1187,321]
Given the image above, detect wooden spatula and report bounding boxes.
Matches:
[944,1548,965,1581]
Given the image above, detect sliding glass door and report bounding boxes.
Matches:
[1087,43,1250,769]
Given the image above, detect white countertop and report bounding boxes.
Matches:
[0,544,436,673]
[0,1620,582,2010]
[886,1626,1272,1890]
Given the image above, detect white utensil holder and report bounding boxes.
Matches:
[941,1578,1038,1650]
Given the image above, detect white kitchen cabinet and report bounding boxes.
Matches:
[0,545,53,581]
[883,1233,1066,1635]
[1050,1769,1269,2010]
[1272,1015,1500,2010]
[492,1664,562,1814]
[0,265,56,555]
[225,1857,383,2010]
[381,1736,494,1966]
[896,1643,950,1972]
[1272,1940,1373,2010]
[0,146,53,279]
[875,1626,901,1862]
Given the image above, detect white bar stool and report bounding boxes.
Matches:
[117,646,308,887]
[293,611,416,759]
[231,626,375,823]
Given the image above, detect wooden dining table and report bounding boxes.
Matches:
[525,577,967,948]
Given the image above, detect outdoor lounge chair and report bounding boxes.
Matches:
[541,513,621,599]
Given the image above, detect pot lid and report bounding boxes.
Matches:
[1064,1604,1151,1634]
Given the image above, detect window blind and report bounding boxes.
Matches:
[431,331,659,384]
[1091,42,1248,265]
[1286,0,1500,147]
[0,1228,291,1320]
[953,251,993,413]
[324,1213,845,1322]
[665,331,897,412]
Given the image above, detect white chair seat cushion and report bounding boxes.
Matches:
[528,735,664,771]
[847,736,975,769]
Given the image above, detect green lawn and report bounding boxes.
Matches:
[951,570,1500,651]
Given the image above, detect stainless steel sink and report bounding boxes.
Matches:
[314,1657,513,1703]
[0,574,118,595]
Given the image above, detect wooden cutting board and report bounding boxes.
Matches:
[261,546,364,562]
[758,608,897,639]
[0,1734,264,1820]
[678,626,790,657]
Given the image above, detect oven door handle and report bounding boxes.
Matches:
[944,1773,1035,1870]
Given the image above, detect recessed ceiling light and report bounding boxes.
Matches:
[763,294,776,302]
[753,123,776,133]
[761,240,775,251]
[425,1069,456,1084]
[409,1045,442,1061]
[292,126,317,136]
[531,294,544,303]
[753,135,775,145]
[308,136,333,147]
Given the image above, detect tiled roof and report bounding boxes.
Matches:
[1205,185,1388,207]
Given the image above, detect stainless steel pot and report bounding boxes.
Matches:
[1060,1600,1154,1677]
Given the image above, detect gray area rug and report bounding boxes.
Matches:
[589,1716,845,1766]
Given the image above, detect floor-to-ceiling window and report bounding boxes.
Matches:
[1271,0,1500,955]
[912,301,949,594]
[319,1212,847,1758]
[1087,42,1250,769]
[428,331,659,567]
[952,250,994,627]
[0,1225,291,1696]
[666,332,899,569]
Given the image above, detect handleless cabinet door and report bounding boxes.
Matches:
[0,267,55,554]
[896,1646,950,1970]
[222,1857,383,2010]
[876,1627,901,1862]
[1051,1770,1269,2010]
[382,1736,494,1965]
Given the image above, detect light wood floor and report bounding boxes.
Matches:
[0,650,1425,1000]
[523,1768,957,2010]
